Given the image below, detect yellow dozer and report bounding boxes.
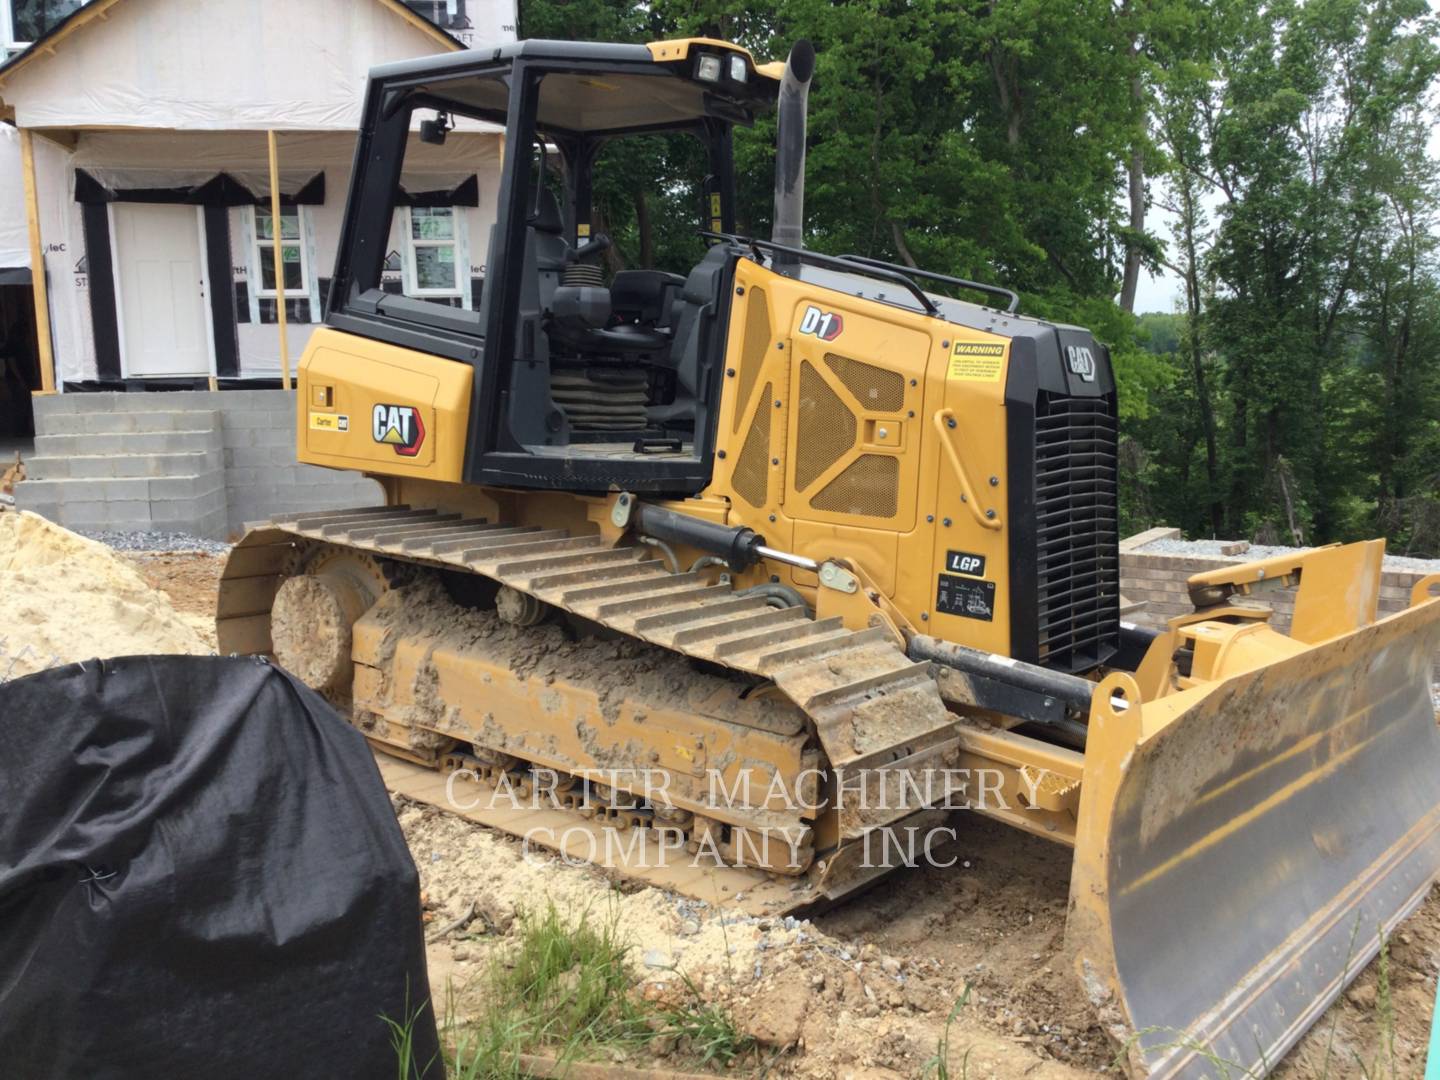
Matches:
[217,38,1440,1077]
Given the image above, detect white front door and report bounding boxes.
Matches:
[111,203,212,377]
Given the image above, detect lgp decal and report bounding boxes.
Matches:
[372,403,425,456]
[944,550,987,578]
[798,305,844,341]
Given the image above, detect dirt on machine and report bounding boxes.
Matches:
[213,36,1440,1078]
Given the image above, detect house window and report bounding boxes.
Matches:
[402,1,470,31]
[254,206,309,297]
[403,206,464,306]
[2,0,84,53]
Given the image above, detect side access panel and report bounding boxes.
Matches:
[296,326,472,482]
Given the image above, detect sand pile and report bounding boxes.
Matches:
[0,510,209,680]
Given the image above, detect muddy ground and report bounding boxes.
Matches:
[127,548,1440,1079]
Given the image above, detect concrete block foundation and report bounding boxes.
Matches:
[16,390,381,540]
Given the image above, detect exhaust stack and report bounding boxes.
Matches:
[771,40,815,272]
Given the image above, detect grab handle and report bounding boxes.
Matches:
[932,408,1001,531]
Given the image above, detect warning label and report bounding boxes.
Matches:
[946,341,1006,382]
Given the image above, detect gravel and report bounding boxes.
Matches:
[1139,536,1440,575]
[77,529,232,555]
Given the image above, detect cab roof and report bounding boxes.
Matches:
[370,37,783,136]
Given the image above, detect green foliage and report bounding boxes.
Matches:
[518,0,1440,551]
[923,985,974,1079]
[390,902,754,1077]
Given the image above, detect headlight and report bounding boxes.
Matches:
[729,55,748,83]
[695,54,722,82]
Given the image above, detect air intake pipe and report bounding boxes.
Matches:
[771,40,816,273]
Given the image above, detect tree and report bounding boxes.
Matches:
[519,0,1440,550]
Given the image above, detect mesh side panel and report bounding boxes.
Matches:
[731,381,772,508]
[811,454,899,517]
[733,288,772,434]
[795,361,856,492]
[824,353,906,412]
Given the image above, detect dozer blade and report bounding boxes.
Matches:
[1069,583,1440,1078]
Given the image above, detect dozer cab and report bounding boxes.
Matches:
[217,37,1440,1077]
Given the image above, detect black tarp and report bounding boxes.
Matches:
[0,655,439,1079]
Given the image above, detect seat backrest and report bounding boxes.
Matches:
[669,246,730,397]
[611,270,687,325]
[523,188,569,316]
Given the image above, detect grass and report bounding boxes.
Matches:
[658,971,755,1068]
[389,900,754,1078]
[381,979,440,1080]
[1353,930,1399,1080]
[922,984,973,1080]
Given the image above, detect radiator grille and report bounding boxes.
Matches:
[1032,393,1120,672]
[732,381,772,508]
[795,360,855,491]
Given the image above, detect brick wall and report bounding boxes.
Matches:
[1121,547,1431,633]
[1119,532,1440,684]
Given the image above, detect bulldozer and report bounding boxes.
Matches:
[217,37,1440,1077]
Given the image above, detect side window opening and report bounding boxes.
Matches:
[337,92,500,336]
[528,127,723,452]
[590,132,708,278]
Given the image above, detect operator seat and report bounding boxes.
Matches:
[544,227,677,357]
[526,185,570,316]
[646,244,730,427]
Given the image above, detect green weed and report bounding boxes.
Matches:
[392,899,757,1076]
[380,979,441,1080]
[923,984,973,1079]
[659,971,755,1067]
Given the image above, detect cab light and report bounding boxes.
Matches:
[729,55,748,83]
[695,54,722,82]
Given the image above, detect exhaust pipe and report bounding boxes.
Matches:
[771,40,816,272]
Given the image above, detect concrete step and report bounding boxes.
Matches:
[34,389,281,415]
[18,503,230,540]
[33,429,222,457]
[23,449,224,481]
[18,474,225,504]
[16,475,227,537]
[38,409,221,436]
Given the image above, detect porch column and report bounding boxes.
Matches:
[18,128,55,394]
[267,129,291,391]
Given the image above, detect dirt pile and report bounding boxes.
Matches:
[402,798,1093,1078]
[0,510,209,679]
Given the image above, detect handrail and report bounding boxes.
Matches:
[838,253,1020,313]
[933,408,1003,531]
[699,231,941,317]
